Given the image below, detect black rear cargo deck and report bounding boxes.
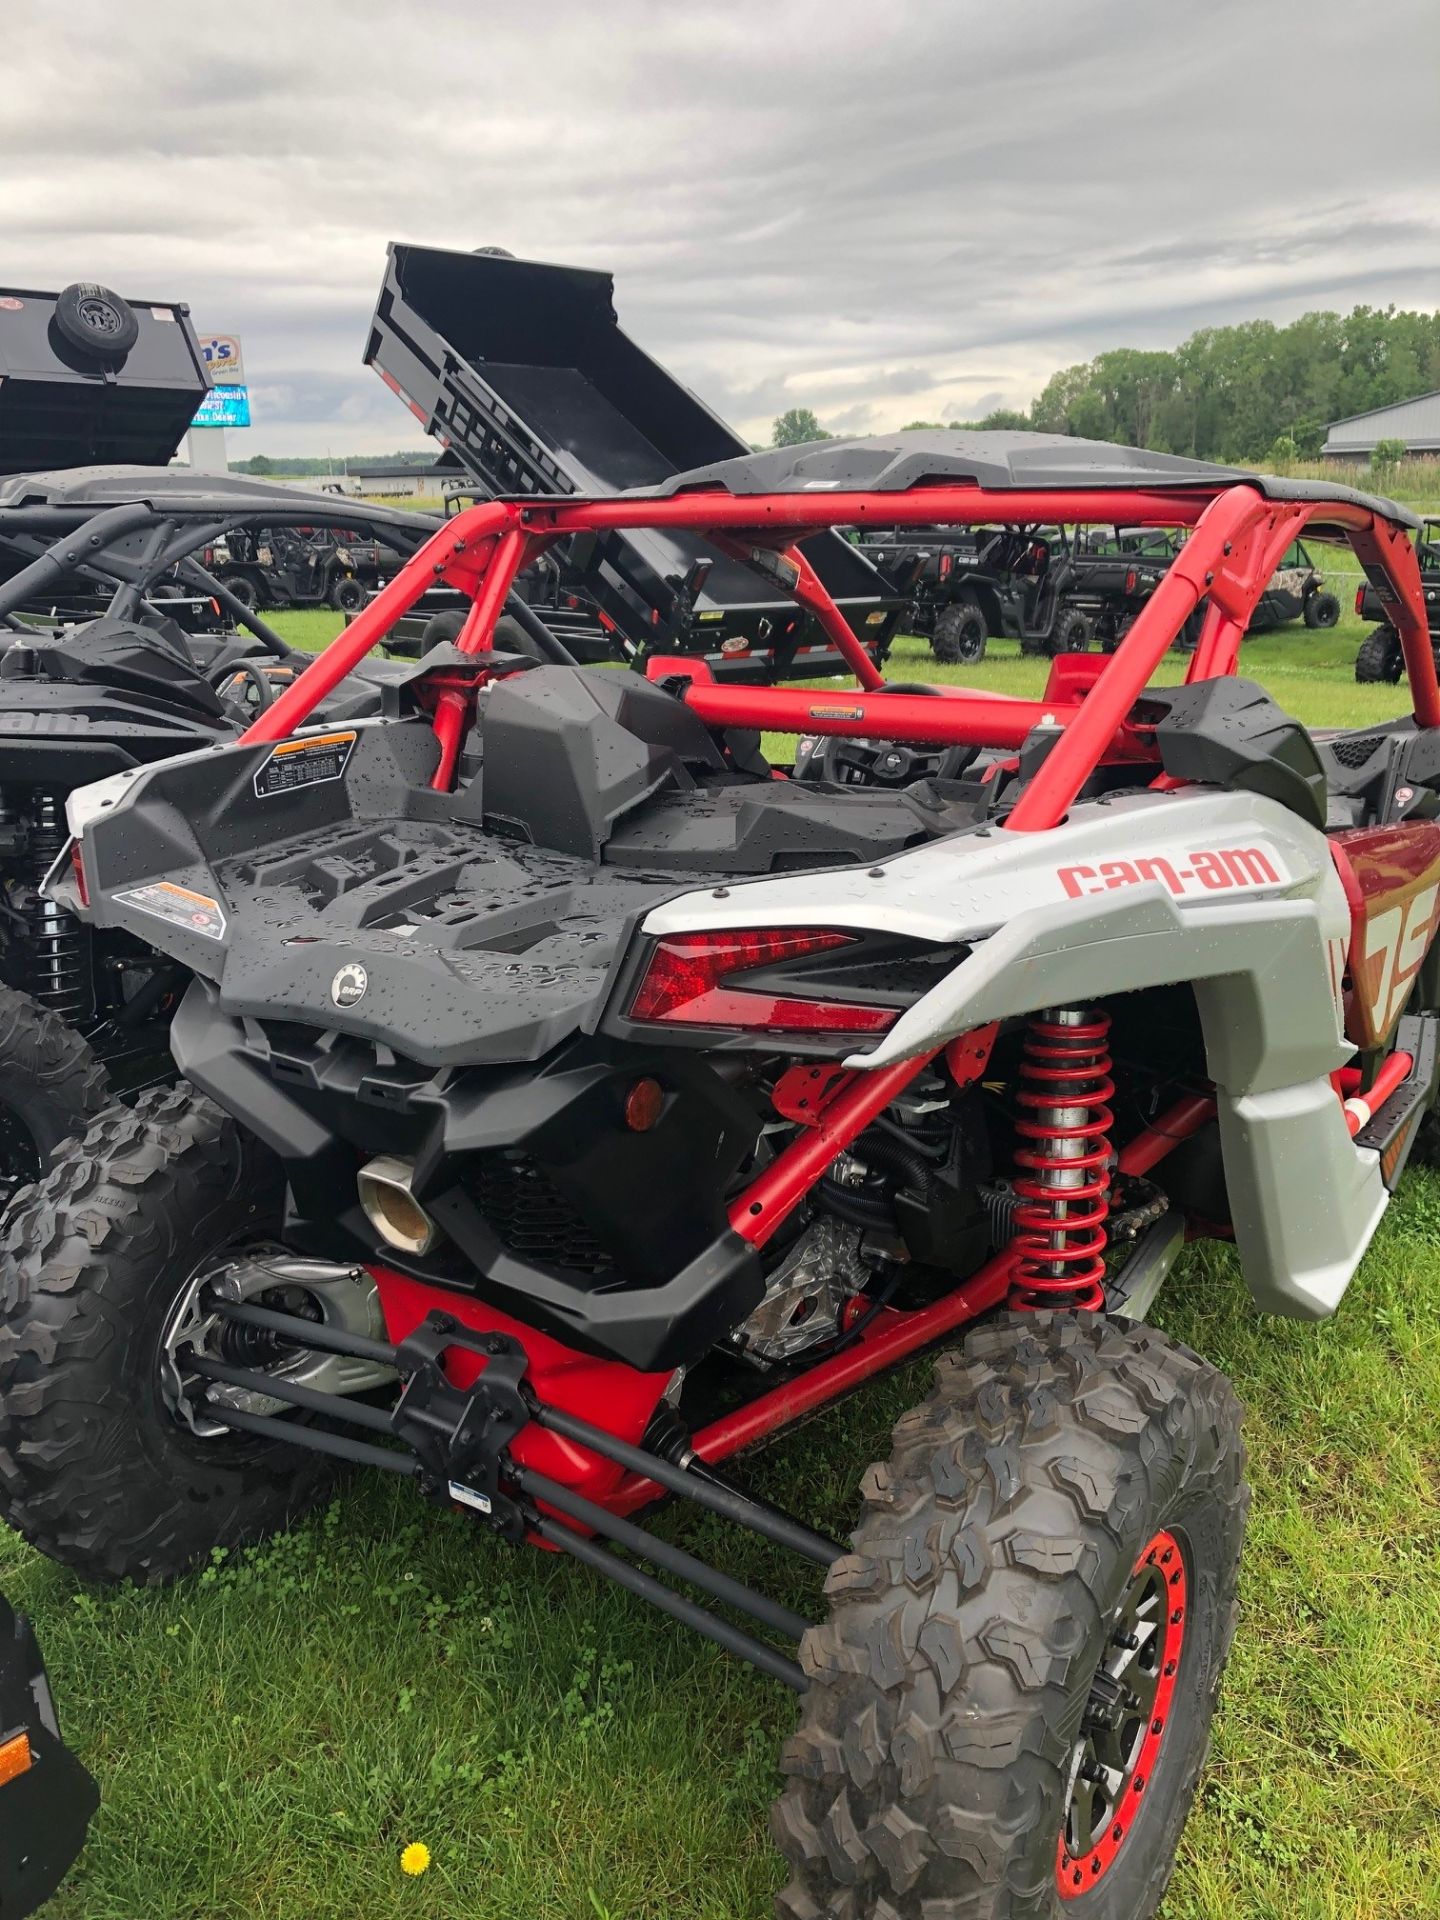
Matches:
[69,669,976,1066]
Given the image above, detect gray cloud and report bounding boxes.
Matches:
[1,0,1436,456]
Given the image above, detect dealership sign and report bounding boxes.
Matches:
[192,384,251,428]
[198,333,245,383]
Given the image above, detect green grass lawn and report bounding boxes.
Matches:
[4,579,1439,1919]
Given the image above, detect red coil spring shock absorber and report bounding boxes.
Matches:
[1009,1007,1115,1312]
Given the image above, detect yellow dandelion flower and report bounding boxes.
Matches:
[400,1842,431,1877]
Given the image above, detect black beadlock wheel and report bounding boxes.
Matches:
[1353,626,1403,684]
[329,574,367,615]
[931,602,988,667]
[0,1088,334,1585]
[772,1314,1248,1920]
[0,985,111,1214]
[1055,610,1093,654]
[1303,590,1340,630]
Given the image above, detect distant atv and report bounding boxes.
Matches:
[862,523,1093,662]
[1083,530,1336,651]
[1248,538,1339,633]
[14,432,1438,1920]
[1356,516,1440,682]
[205,524,405,616]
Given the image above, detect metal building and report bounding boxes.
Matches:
[1323,389,1440,458]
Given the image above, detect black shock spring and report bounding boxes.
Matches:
[23,789,93,1020]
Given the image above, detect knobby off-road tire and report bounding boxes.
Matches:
[0,985,111,1208]
[772,1314,1248,1920]
[1354,625,1403,684]
[216,571,258,612]
[931,602,988,667]
[0,1088,333,1584]
[1053,610,1094,655]
[329,573,367,615]
[1303,590,1340,630]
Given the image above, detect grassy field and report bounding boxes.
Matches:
[3,577,1439,1919]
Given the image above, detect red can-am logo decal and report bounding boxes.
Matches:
[1058,845,1282,900]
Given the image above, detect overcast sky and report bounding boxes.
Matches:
[3,0,1437,459]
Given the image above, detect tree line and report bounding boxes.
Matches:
[773,305,1440,463]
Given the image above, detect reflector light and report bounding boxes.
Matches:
[1355,584,1365,616]
[623,1076,665,1131]
[70,840,89,908]
[0,1732,32,1788]
[628,928,898,1033]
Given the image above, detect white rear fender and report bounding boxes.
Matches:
[642,786,1382,1320]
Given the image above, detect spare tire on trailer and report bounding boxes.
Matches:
[52,282,139,365]
[1354,625,1404,684]
[1304,590,1341,630]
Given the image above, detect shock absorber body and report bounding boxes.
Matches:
[1009,1008,1114,1312]
[23,788,94,1021]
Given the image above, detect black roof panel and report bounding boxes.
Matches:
[0,465,436,531]
[644,432,1420,528]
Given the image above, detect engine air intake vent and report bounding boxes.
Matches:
[1327,732,1386,770]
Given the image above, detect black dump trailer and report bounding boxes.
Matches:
[0,281,208,477]
[364,244,903,679]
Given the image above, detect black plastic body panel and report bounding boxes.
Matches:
[172,985,765,1369]
[0,1596,98,1917]
[1143,678,1329,830]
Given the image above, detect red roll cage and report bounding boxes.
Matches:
[241,479,1436,832]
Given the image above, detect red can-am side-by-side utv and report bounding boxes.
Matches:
[3,433,1437,1919]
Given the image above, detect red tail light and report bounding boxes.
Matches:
[628,928,898,1034]
[938,552,953,579]
[1125,568,1138,594]
[1355,584,1365,616]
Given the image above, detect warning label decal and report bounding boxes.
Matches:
[114,880,227,941]
[254,730,357,800]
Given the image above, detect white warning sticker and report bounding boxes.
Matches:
[114,879,227,941]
